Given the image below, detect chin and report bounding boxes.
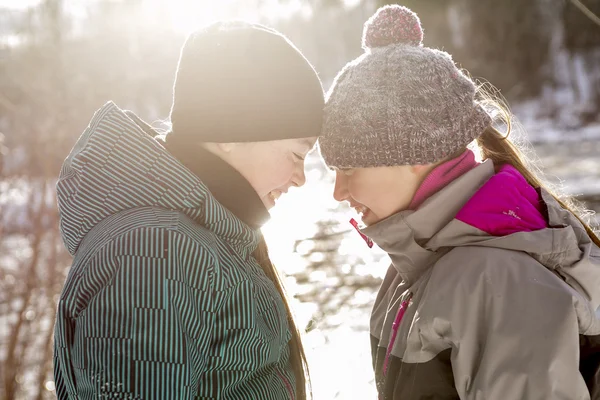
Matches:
[262,196,275,210]
[361,213,379,227]
[260,195,275,211]
[362,219,377,227]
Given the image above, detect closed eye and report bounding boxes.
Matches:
[293,152,305,161]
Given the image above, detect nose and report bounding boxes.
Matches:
[291,164,307,188]
[333,171,349,202]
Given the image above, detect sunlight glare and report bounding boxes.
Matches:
[138,0,310,34]
[309,270,326,282]
[45,381,56,391]
[155,0,261,34]
[343,0,362,8]
[0,0,42,10]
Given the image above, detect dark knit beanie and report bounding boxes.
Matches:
[319,5,492,168]
[170,21,324,143]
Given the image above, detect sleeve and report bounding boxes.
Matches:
[68,227,233,399]
[430,248,590,400]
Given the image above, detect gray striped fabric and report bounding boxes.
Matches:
[54,102,296,399]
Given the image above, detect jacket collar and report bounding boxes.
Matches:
[126,110,270,230]
[57,101,260,257]
[361,160,495,285]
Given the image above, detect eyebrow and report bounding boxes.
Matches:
[330,166,351,172]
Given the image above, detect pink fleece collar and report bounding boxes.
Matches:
[409,150,479,210]
[409,149,548,235]
[456,164,548,236]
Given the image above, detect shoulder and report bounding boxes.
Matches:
[422,246,574,323]
[113,208,252,293]
[432,245,564,292]
[87,207,219,256]
[65,208,244,315]
[76,207,225,286]
[416,246,584,363]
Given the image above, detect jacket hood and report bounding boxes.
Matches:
[56,101,258,256]
[363,160,600,333]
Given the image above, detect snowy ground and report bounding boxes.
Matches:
[535,139,600,203]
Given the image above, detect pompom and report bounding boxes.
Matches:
[362,5,423,50]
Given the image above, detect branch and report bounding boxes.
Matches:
[294,229,352,244]
[569,0,600,27]
[2,180,48,399]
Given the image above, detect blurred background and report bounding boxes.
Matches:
[0,0,599,398]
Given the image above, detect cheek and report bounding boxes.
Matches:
[348,177,377,204]
[273,160,296,185]
[348,174,393,213]
[252,155,295,194]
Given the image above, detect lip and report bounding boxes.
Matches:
[360,208,371,222]
[350,202,373,222]
[266,189,285,208]
[264,194,276,209]
[351,202,367,213]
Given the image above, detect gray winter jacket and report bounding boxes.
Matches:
[363,160,600,399]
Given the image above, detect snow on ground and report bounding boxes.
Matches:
[513,99,600,144]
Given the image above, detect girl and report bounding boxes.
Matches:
[53,21,323,399]
[319,5,600,400]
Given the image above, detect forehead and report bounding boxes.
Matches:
[266,137,315,147]
[331,166,352,171]
[282,137,317,151]
[251,137,316,153]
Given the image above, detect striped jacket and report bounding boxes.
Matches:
[53,102,296,399]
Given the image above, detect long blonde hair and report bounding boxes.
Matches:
[253,236,311,399]
[474,91,600,247]
[140,115,311,398]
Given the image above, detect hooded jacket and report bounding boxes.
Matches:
[363,159,600,400]
[53,102,296,399]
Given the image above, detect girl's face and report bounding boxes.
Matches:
[217,137,317,209]
[332,164,432,226]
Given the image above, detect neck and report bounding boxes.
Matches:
[408,150,479,210]
[162,134,270,230]
[124,108,270,231]
[363,161,494,285]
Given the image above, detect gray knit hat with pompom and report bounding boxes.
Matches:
[319,5,492,168]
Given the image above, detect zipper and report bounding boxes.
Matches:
[276,368,295,400]
[383,292,413,376]
[350,218,373,248]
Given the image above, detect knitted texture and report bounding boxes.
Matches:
[362,4,423,48]
[319,5,492,168]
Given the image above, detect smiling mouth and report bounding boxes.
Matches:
[353,205,371,219]
[269,190,282,203]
